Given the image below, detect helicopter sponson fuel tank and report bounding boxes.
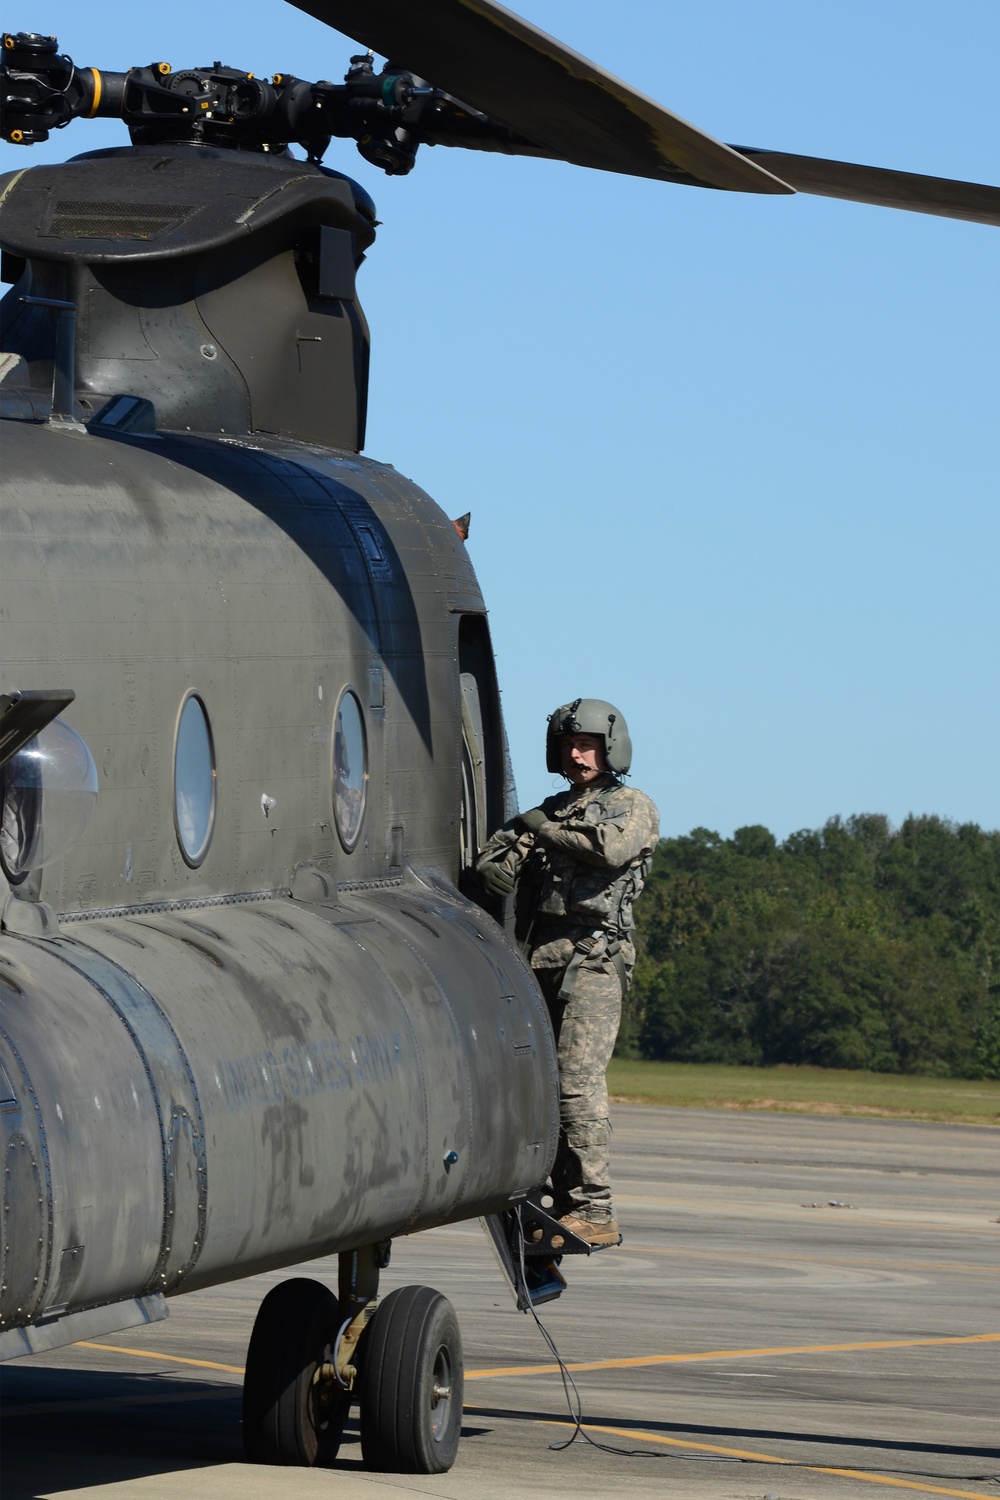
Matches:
[0,142,558,1358]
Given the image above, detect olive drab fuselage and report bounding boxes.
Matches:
[0,144,558,1357]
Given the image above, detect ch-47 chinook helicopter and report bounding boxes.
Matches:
[1,0,998,1477]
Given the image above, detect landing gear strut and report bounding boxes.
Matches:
[242,1241,463,1474]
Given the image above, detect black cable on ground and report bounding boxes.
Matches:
[512,1221,734,1462]
[510,1212,1000,1482]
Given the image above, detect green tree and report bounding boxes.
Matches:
[625,813,1000,1078]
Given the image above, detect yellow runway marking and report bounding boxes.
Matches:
[465,1331,1000,1380]
[75,1341,244,1374]
[537,1418,995,1500]
[75,1331,1000,1384]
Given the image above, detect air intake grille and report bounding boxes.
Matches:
[48,201,195,240]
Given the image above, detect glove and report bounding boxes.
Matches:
[512,807,548,836]
[479,861,515,899]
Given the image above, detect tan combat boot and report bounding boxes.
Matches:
[558,1214,621,1247]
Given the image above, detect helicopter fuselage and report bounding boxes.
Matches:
[0,145,558,1357]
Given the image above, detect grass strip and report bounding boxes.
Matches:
[607,1059,1000,1124]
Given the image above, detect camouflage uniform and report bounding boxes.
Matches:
[477,774,658,1222]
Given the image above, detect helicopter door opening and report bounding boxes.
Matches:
[460,672,487,876]
[457,614,507,899]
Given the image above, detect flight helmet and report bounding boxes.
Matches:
[546,698,632,776]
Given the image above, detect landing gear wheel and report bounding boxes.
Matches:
[358,1284,464,1473]
[242,1276,349,1465]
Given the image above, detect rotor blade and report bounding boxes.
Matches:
[286,0,792,195]
[733,148,1000,228]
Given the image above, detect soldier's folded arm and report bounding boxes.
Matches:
[534,794,658,869]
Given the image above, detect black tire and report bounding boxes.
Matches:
[242,1276,349,1466]
[358,1284,464,1473]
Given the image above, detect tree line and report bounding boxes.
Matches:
[622,815,1000,1079]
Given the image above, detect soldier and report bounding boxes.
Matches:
[477,699,659,1247]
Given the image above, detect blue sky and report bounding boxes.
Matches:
[5,1,998,840]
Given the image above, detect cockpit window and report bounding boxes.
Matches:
[174,693,216,867]
[333,688,367,851]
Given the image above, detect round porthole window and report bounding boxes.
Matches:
[174,692,216,867]
[333,688,367,851]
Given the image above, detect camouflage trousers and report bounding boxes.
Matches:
[534,950,626,1224]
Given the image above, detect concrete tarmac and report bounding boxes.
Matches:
[2,1104,998,1500]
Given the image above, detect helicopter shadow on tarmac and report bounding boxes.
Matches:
[1,1365,243,1498]
[0,1362,496,1498]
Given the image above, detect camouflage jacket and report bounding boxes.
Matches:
[476,775,659,969]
